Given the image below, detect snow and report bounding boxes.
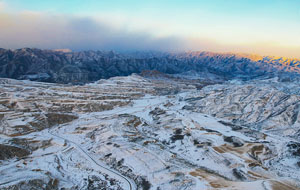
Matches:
[1,75,300,189]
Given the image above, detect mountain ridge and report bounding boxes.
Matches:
[1,48,300,83]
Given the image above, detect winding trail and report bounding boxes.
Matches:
[47,130,137,190]
[41,95,168,190]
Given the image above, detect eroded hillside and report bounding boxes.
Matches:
[1,75,300,190]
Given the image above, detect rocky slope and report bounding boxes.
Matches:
[1,75,300,190]
[1,48,300,83]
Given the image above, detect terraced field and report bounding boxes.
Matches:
[0,75,300,189]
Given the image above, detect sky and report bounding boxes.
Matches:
[0,0,300,58]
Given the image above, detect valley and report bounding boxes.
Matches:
[1,74,300,189]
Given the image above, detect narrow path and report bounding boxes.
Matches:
[47,130,137,190]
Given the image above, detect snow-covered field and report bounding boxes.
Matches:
[0,75,300,190]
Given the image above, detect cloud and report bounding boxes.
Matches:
[0,11,300,58]
[0,11,188,52]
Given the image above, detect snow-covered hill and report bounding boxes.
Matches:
[0,75,300,190]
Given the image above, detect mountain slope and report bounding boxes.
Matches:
[1,48,300,83]
[1,75,300,189]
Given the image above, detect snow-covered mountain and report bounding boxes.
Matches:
[1,74,300,190]
[1,48,300,83]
